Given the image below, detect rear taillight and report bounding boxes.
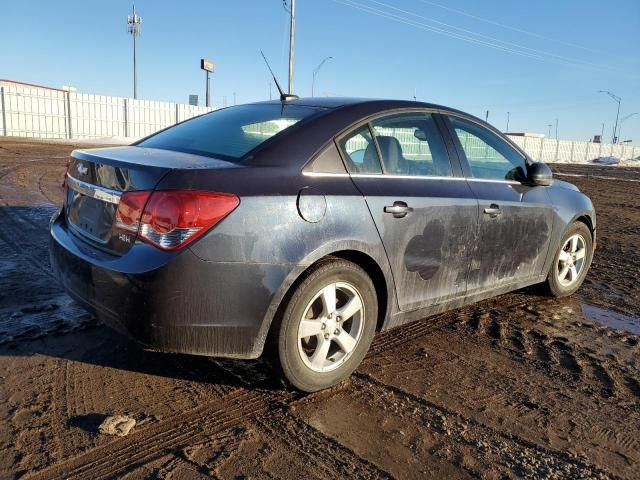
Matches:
[115,190,239,251]
[115,191,152,233]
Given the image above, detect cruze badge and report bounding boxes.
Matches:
[76,163,88,175]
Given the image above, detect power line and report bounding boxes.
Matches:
[366,0,609,70]
[419,0,605,55]
[333,0,619,74]
[334,0,561,65]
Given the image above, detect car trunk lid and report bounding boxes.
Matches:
[64,146,239,255]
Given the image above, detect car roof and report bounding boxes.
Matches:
[242,97,512,168]
[249,97,463,114]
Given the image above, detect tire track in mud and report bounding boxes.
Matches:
[0,157,67,204]
[527,329,554,363]
[367,313,451,356]
[255,409,392,479]
[26,388,280,480]
[584,358,616,397]
[486,310,504,343]
[144,424,249,480]
[455,301,640,401]
[36,170,58,206]
[585,423,640,457]
[367,292,638,407]
[349,373,610,479]
[0,204,56,278]
[369,294,532,356]
[426,293,640,470]
[0,202,93,344]
[549,339,583,377]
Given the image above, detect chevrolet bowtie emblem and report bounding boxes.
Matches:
[76,163,88,175]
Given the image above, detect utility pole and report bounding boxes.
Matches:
[127,2,142,99]
[312,56,333,97]
[555,118,558,139]
[506,112,510,132]
[287,0,296,95]
[599,90,621,143]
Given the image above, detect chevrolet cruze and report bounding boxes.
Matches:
[50,98,595,391]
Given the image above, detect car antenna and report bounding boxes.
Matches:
[260,50,298,103]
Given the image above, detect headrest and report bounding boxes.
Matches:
[376,136,404,172]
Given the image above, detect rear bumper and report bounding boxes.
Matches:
[49,210,290,358]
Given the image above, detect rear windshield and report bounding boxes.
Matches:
[137,104,322,160]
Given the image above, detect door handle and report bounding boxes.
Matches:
[483,204,502,218]
[384,201,413,218]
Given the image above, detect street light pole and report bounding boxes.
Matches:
[506,111,510,132]
[547,124,552,138]
[599,90,622,143]
[311,56,333,97]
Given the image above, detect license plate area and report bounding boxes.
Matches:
[66,188,117,243]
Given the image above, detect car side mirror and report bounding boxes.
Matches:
[528,162,553,186]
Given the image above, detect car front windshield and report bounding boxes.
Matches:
[137,103,323,160]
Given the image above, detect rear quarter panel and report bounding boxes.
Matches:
[157,166,395,354]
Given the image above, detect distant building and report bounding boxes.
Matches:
[0,79,64,91]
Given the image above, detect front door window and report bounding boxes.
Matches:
[450,116,526,182]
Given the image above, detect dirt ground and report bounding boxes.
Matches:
[0,137,638,480]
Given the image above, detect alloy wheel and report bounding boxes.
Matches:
[557,233,587,287]
[297,281,365,373]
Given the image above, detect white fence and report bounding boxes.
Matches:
[1,82,639,162]
[507,135,639,163]
[0,83,212,140]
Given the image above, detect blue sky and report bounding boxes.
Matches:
[1,0,639,142]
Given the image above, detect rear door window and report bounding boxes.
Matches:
[338,125,383,174]
[370,113,452,177]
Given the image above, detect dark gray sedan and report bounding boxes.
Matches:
[50,98,595,391]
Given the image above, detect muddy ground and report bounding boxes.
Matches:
[0,138,638,480]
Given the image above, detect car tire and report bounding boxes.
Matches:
[545,221,593,297]
[275,259,377,392]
